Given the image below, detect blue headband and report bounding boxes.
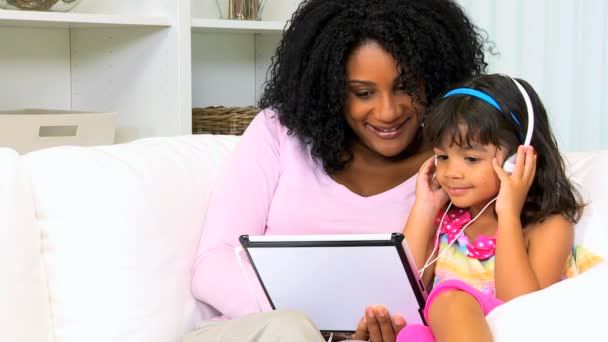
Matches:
[443,88,501,110]
[443,87,523,140]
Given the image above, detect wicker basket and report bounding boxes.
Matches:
[192,106,259,135]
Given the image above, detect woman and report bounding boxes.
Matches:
[187,0,489,340]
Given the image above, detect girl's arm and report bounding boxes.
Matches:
[492,146,573,301]
[403,156,448,287]
[494,213,573,301]
[404,202,441,287]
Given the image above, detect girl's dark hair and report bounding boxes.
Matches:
[424,73,585,225]
[258,0,489,173]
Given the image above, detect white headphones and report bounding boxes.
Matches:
[502,76,535,173]
[435,75,535,174]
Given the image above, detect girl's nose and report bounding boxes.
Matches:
[443,160,463,179]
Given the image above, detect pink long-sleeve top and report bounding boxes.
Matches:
[191,109,418,319]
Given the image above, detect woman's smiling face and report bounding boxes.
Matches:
[344,41,424,159]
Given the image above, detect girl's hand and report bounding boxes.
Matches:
[492,145,537,218]
[415,155,449,212]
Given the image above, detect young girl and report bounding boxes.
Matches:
[397,73,584,342]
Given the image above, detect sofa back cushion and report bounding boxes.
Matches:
[23,135,239,342]
[0,148,51,342]
[564,151,608,261]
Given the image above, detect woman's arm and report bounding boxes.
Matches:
[191,110,283,318]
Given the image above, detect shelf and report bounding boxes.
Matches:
[0,1,296,144]
[0,10,171,28]
[191,18,285,34]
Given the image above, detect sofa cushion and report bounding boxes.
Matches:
[23,135,239,342]
[0,148,51,342]
[564,151,608,262]
[487,260,608,341]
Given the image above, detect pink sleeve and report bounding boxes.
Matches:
[191,110,281,319]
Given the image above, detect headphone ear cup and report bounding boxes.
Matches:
[503,154,516,174]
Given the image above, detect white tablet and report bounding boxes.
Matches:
[239,233,428,333]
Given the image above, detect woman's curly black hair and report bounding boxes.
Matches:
[258,0,490,174]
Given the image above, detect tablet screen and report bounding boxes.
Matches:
[241,234,427,333]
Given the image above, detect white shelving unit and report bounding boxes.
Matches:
[191,18,285,34]
[0,9,170,28]
[190,0,299,109]
[0,0,300,144]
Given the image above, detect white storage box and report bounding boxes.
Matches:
[0,109,116,154]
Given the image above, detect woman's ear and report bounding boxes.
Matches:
[419,114,426,128]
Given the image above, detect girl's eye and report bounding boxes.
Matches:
[436,154,447,161]
[465,156,479,163]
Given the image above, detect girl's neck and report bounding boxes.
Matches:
[467,199,498,221]
[458,200,499,241]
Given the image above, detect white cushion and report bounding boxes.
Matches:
[23,135,239,342]
[564,151,608,259]
[488,261,608,341]
[0,148,51,342]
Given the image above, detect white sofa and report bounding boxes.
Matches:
[1,135,606,342]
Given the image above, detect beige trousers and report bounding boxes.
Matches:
[183,309,327,342]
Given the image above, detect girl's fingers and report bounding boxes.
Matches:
[530,153,537,185]
[492,157,509,182]
[418,155,441,194]
[430,176,441,191]
[419,155,435,175]
[513,145,525,177]
[522,146,532,179]
[523,146,537,186]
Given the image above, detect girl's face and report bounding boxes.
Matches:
[344,41,424,158]
[433,129,505,211]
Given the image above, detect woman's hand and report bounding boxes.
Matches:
[415,155,449,212]
[352,306,407,342]
[492,145,537,218]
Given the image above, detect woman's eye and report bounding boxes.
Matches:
[355,91,373,99]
